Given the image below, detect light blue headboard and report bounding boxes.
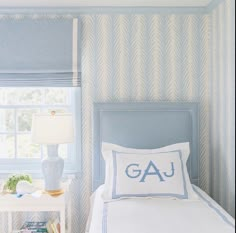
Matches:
[93,102,199,191]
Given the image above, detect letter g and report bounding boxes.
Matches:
[125,164,142,179]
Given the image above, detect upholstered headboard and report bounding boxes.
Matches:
[93,102,199,191]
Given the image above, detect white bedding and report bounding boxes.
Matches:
[87,185,235,233]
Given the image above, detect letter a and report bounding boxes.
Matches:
[140,161,165,182]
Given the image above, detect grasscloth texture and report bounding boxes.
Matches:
[0,1,235,232]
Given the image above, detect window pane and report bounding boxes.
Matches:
[17,109,39,132]
[6,88,19,105]
[17,134,40,158]
[0,135,15,158]
[5,88,43,105]
[17,88,43,105]
[43,144,68,159]
[0,87,74,164]
[45,88,68,105]
[59,144,68,159]
[0,88,6,105]
[0,109,15,132]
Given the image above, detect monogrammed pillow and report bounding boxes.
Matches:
[102,142,197,200]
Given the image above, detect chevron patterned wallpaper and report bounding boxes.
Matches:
[80,13,211,233]
[1,1,235,232]
[210,0,235,218]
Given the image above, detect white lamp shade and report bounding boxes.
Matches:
[32,113,74,144]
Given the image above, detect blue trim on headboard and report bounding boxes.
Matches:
[93,102,199,191]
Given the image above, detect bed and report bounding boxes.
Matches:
[86,103,235,233]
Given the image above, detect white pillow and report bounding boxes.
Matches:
[102,142,197,200]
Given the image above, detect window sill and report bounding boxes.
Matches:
[0,170,81,180]
[0,158,81,178]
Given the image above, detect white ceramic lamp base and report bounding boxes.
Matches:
[42,145,64,191]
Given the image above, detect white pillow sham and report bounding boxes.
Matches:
[102,142,197,200]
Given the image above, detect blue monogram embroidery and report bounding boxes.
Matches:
[163,162,175,177]
[125,161,175,182]
[140,161,165,182]
[125,164,141,178]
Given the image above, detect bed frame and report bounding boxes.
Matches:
[93,102,199,191]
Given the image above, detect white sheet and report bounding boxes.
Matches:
[87,185,235,233]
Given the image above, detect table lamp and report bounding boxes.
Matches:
[31,111,74,192]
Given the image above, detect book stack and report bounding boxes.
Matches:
[21,222,47,232]
[12,219,60,233]
[46,219,60,233]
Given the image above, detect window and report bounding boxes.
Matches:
[0,87,81,174]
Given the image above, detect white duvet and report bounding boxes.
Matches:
[87,185,235,233]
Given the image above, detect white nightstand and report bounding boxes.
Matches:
[0,180,72,233]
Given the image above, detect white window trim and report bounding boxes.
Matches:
[0,88,81,175]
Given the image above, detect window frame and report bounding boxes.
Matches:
[0,88,81,175]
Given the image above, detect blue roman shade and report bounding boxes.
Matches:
[0,18,80,87]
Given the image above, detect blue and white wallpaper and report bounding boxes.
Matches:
[80,13,211,233]
[210,0,235,218]
[0,0,235,232]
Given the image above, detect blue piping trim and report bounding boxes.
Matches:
[193,186,235,228]
[111,150,188,199]
[103,186,234,232]
[102,203,108,233]
[112,151,118,199]
[179,151,188,198]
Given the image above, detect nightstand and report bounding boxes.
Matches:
[0,180,72,233]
